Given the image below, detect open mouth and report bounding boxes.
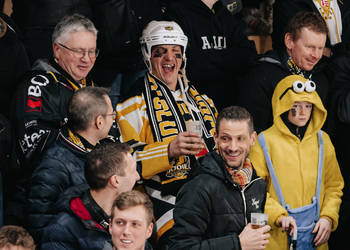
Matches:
[120,239,133,245]
[162,64,175,73]
[225,151,241,161]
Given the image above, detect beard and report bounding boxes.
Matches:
[218,147,248,170]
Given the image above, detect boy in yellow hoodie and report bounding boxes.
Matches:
[249,75,343,250]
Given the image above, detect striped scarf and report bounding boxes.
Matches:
[226,158,253,188]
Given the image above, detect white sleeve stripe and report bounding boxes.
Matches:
[117,95,145,111]
[136,152,168,161]
[136,144,168,156]
[156,209,174,232]
[145,186,176,205]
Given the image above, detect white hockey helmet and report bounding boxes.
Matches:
[140,21,188,72]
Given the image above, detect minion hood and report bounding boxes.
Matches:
[271,75,327,137]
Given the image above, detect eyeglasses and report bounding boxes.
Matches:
[58,43,99,59]
[103,111,116,120]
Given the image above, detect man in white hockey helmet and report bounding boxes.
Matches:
[116,20,218,246]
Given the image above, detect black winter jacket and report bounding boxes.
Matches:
[27,127,89,243]
[90,0,163,74]
[165,151,266,250]
[0,12,30,118]
[41,185,113,250]
[5,59,93,226]
[237,49,329,134]
[327,53,350,246]
[12,58,94,171]
[166,0,257,111]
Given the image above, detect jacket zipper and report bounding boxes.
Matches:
[240,177,263,225]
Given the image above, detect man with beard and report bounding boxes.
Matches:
[163,106,296,250]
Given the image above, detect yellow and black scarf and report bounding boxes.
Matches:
[286,57,313,79]
[143,73,217,194]
[60,126,94,153]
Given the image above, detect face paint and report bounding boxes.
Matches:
[175,53,182,59]
[291,108,296,117]
[153,47,167,58]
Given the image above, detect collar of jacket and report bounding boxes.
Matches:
[81,190,110,230]
[199,151,259,188]
[69,192,109,232]
[58,126,94,154]
[50,58,94,89]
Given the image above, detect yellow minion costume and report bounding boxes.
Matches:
[249,75,343,250]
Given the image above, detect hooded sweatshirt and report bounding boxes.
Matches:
[166,0,257,111]
[249,75,343,250]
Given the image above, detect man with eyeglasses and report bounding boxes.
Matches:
[27,86,116,244]
[7,14,98,226]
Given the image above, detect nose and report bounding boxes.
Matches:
[123,224,131,235]
[311,48,322,60]
[163,51,172,60]
[228,139,238,152]
[81,51,91,61]
[135,171,140,182]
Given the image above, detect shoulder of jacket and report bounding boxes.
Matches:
[120,78,145,102]
[43,140,85,166]
[21,70,64,90]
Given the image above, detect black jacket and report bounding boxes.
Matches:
[12,58,94,171]
[166,0,257,111]
[89,0,164,89]
[27,127,90,243]
[237,49,329,133]
[164,151,266,250]
[0,12,30,118]
[327,52,350,249]
[41,184,113,250]
[90,0,163,73]
[6,59,93,226]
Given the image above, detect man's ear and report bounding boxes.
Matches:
[109,218,113,234]
[284,32,294,51]
[146,223,154,239]
[250,131,257,146]
[53,42,60,59]
[109,175,119,189]
[95,115,104,129]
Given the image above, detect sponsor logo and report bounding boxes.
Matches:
[20,129,48,153]
[165,26,174,31]
[28,74,50,98]
[251,198,260,209]
[166,156,191,178]
[25,97,42,112]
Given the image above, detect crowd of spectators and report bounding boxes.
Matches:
[1,0,350,249]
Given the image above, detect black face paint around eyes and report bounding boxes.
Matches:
[153,51,163,58]
[175,53,182,59]
[153,47,167,57]
[291,108,296,117]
